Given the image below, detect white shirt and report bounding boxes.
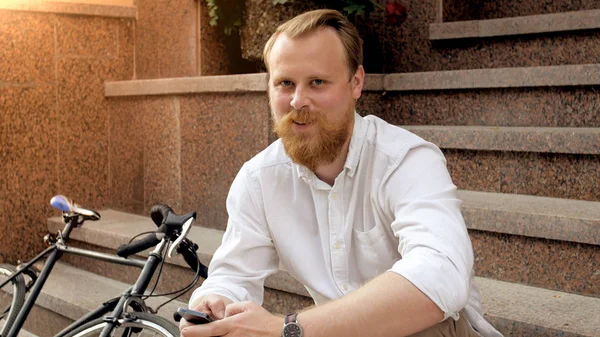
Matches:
[191,113,503,337]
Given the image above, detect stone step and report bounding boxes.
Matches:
[105,64,600,97]
[443,149,598,202]
[383,64,600,92]
[18,329,38,337]
[359,65,600,128]
[459,191,600,246]
[478,277,600,337]
[398,125,600,201]
[47,210,600,336]
[0,262,185,337]
[0,319,39,337]
[429,9,600,41]
[461,191,599,299]
[426,5,600,71]
[360,88,600,127]
[402,126,600,155]
[49,197,599,294]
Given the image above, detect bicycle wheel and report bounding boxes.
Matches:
[0,264,26,337]
[64,312,180,337]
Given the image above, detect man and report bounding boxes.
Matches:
[181,9,503,337]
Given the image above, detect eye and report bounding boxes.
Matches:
[280,80,293,87]
[311,79,324,86]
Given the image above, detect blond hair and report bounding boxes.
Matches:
[263,9,363,77]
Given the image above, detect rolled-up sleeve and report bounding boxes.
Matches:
[190,164,279,305]
[384,144,474,320]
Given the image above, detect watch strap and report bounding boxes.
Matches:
[285,313,298,324]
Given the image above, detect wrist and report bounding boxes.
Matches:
[272,315,286,337]
[281,312,303,337]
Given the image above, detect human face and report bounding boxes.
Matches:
[268,27,364,170]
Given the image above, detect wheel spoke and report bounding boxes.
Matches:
[65,313,179,337]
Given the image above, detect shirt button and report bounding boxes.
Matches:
[333,241,341,249]
[343,284,349,291]
[331,193,338,200]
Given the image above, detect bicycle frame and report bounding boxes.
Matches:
[1,215,168,337]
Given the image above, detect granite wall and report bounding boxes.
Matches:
[0,8,134,263]
[107,93,270,230]
[135,0,255,79]
[0,0,259,263]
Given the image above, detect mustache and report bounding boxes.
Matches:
[280,109,322,124]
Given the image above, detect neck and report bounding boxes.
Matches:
[313,133,352,186]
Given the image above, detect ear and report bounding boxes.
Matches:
[351,65,365,100]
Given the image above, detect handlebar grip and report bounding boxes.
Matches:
[150,204,174,227]
[178,239,208,279]
[117,232,164,258]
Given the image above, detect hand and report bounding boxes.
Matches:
[179,294,233,331]
[180,301,282,337]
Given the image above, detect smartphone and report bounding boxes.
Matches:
[177,307,214,325]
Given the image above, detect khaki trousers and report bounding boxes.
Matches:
[407,311,479,337]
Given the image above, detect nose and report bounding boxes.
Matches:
[290,86,310,111]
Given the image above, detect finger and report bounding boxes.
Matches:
[181,319,230,337]
[189,301,217,320]
[224,301,251,318]
[190,303,210,313]
[207,298,226,319]
[179,318,196,331]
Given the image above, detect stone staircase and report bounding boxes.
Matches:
[46,207,600,337]
[11,3,599,337]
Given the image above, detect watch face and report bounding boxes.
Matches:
[283,322,303,337]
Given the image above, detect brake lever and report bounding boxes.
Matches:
[167,217,195,258]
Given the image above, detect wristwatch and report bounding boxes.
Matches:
[282,313,303,337]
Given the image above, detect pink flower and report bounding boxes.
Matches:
[385,1,408,25]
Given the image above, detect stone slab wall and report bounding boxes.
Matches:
[0,6,134,262]
[107,93,270,230]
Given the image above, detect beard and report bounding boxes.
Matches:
[272,101,355,171]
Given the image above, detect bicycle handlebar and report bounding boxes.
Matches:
[116,229,166,257]
[150,204,173,227]
[176,238,208,278]
[115,204,208,278]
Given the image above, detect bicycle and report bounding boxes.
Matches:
[0,195,208,337]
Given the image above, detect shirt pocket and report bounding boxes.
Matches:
[351,224,400,281]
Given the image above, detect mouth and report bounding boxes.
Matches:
[293,120,313,126]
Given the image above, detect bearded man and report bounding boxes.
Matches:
[180,9,503,337]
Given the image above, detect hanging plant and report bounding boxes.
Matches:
[205,0,243,35]
[205,0,408,35]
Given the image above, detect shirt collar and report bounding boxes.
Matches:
[295,112,367,181]
[344,112,367,178]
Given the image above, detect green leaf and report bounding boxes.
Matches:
[343,4,366,16]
